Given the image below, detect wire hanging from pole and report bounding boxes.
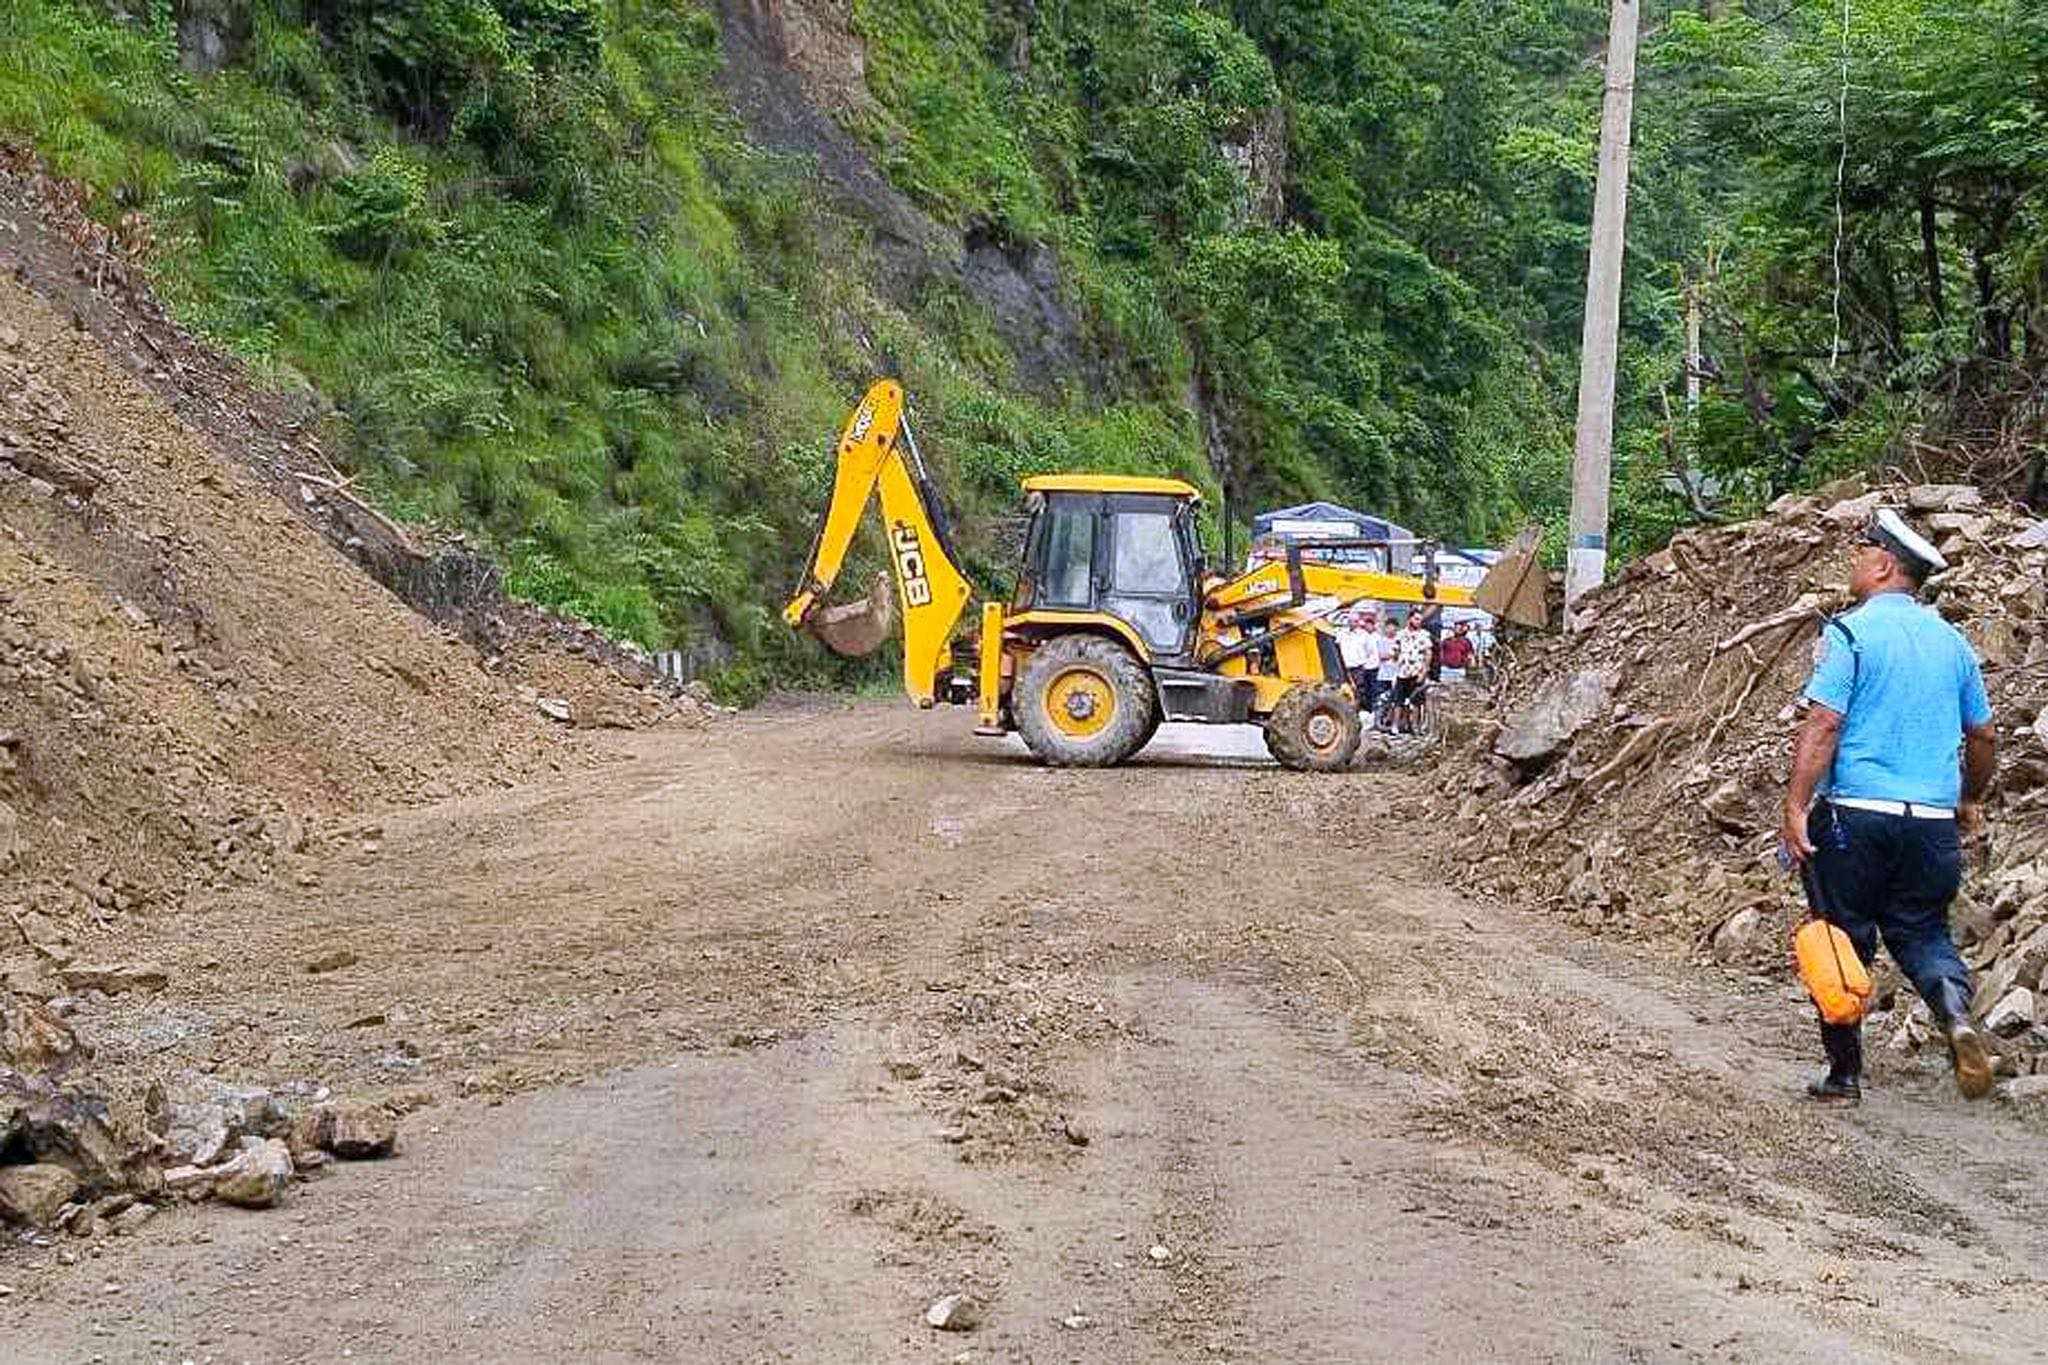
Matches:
[1829,0,1852,370]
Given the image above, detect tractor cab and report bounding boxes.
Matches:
[1012,475,1205,661]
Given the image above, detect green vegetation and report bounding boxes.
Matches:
[1,0,2041,691]
[1655,0,2048,507]
[0,0,1206,694]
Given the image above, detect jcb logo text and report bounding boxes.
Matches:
[892,524,933,606]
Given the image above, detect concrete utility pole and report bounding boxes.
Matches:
[1684,282,1702,413]
[1565,0,1641,626]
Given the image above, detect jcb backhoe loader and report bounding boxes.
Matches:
[784,381,1547,770]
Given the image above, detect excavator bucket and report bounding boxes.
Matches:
[1473,525,1550,630]
[803,571,896,657]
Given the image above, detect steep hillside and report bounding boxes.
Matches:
[0,0,1216,697]
[0,0,1613,692]
[0,259,700,953]
[6,0,2037,693]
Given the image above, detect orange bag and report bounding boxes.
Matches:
[1795,918,1872,1025]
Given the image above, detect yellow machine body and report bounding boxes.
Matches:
[786,380,1546,769]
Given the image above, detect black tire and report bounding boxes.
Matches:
[1014,634,1157,768]
[1264,683,1363,772]
[1131,709,1164,759]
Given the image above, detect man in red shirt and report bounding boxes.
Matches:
[1438,621,1477,679]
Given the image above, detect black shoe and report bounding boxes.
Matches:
[1804,1075,1862,1106]
[1930,978,1994,1101]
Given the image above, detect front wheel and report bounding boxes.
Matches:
[1264,684,1362,772]
[1014,634,1158,768]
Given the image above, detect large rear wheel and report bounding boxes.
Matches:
[1131,709,1163,758]
[1014,634,1157,768]
[1264,683,1362,772]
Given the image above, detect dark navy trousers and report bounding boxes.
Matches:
[1805,799,1971,1000]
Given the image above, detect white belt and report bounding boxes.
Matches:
[1828,796,1955,820]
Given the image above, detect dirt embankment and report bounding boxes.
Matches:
[1431,480,2048,1076]
[0,161,713,1226]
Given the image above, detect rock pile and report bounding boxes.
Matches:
[0,1025,402,1234]
[1437,479,2048,1076]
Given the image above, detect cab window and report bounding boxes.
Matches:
[1039,501,1095,607]
[1112,511,1183,594]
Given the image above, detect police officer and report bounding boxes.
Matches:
[1781,508,1998,1105]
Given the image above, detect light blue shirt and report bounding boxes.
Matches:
[1803,591,1992,807]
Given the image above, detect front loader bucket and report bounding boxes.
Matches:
[1474,525,1549,630]
[805,571,896,657]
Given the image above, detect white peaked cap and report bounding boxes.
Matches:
[1871,506,1948,575]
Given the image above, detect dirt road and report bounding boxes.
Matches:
[6,702,2046,1361]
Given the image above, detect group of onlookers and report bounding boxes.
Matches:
[1332,605,1485,731]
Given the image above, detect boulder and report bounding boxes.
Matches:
[1495,669,1618,769]
[1973,924,2048,1017]
[0,953,63,1000]
[162,1164,215,1198]
[304,948,357,975]
[0,1069,127,1189]
[1822,491,1884,524]
[2004,520,2048,551]
[1928,512,1992,539]
[162,1102,233,1167]
[211,1137,293,1209]
[199,1083,292,1140]
[0,1162,80,1226]
[1905,484,1984,513]
[109,1201,156,1235]
[1951,891,1998,951]
[1702,781,1753,834]
[1710,907,1765,964]
[1999,1075,2048,1104]
[296,1099,398,1160]
[1984,988,2036,1038]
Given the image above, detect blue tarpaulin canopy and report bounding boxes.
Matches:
[1250,502,1416,570]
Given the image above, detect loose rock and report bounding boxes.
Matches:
[925,1293,981,1332]
[300,1099,398,1160]
[0,997,84,1074]
[304,948,358,974]
[1494,670,1617,768]
[1985,988,2035,1037]
[55,963,168,995]
[108,1201,156,1235]
[211,1137,293,1208]
[0,1162,81,1226]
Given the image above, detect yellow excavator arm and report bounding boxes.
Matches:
[784,380,975,706]
[1209,560,1477,616]
[1206,536,1549,630]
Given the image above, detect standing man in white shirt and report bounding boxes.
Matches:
[1372,615,1401,730]
[1393,613,1433,734]
[1337,607,1379,714]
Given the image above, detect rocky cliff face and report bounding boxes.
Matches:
[717,0,1097,395]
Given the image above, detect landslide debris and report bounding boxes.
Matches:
[0,164,713,1231]
[1433,480,2048,1079]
